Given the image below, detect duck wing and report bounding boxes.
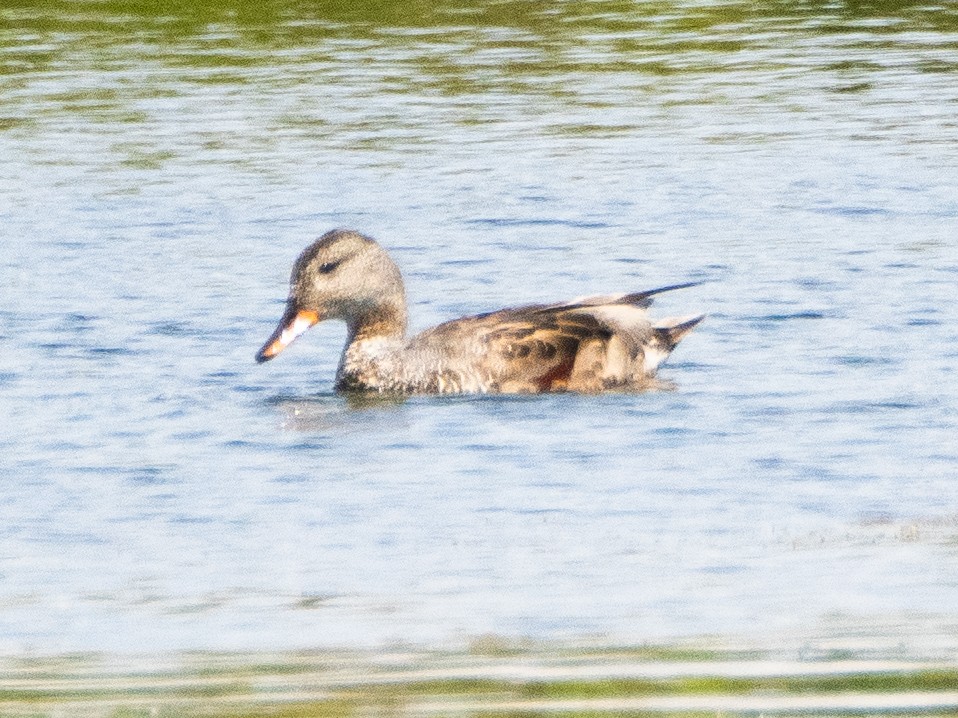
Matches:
[410,284,703,393]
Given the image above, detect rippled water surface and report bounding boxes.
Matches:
[2,0,958,657]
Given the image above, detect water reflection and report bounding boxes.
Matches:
[268,392,409,432]
[2,637,958,716]
[5,1,958,82]
[2,0,958,672]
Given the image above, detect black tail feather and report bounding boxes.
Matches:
[620,281,704,308]
[655,314,705,349]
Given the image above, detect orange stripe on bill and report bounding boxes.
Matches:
[256,306,320,363]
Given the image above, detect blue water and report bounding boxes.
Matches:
[2,1,958,655]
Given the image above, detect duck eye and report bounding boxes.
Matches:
[318,260,341,275]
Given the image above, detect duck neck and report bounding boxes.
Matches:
[347,298,408,344]
[338,299,408,393]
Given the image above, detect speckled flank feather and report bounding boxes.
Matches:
[257,229,704,394]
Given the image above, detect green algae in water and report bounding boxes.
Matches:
[3,645,958,717]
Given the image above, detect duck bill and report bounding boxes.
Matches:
[256,304,320,363]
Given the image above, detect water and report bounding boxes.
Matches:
[2,0,958,658]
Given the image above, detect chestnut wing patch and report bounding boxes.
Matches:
[479,310,613,391]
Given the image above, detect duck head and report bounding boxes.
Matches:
[255,229,407,363]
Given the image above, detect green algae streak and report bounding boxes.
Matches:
[2,642,958,717]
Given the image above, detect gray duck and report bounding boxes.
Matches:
[256,229,703,394]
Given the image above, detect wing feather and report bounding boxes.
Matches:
[406,283,700,392]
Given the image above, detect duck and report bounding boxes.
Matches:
[256,229,703,394]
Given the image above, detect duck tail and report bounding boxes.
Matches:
[653,314,705,350]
